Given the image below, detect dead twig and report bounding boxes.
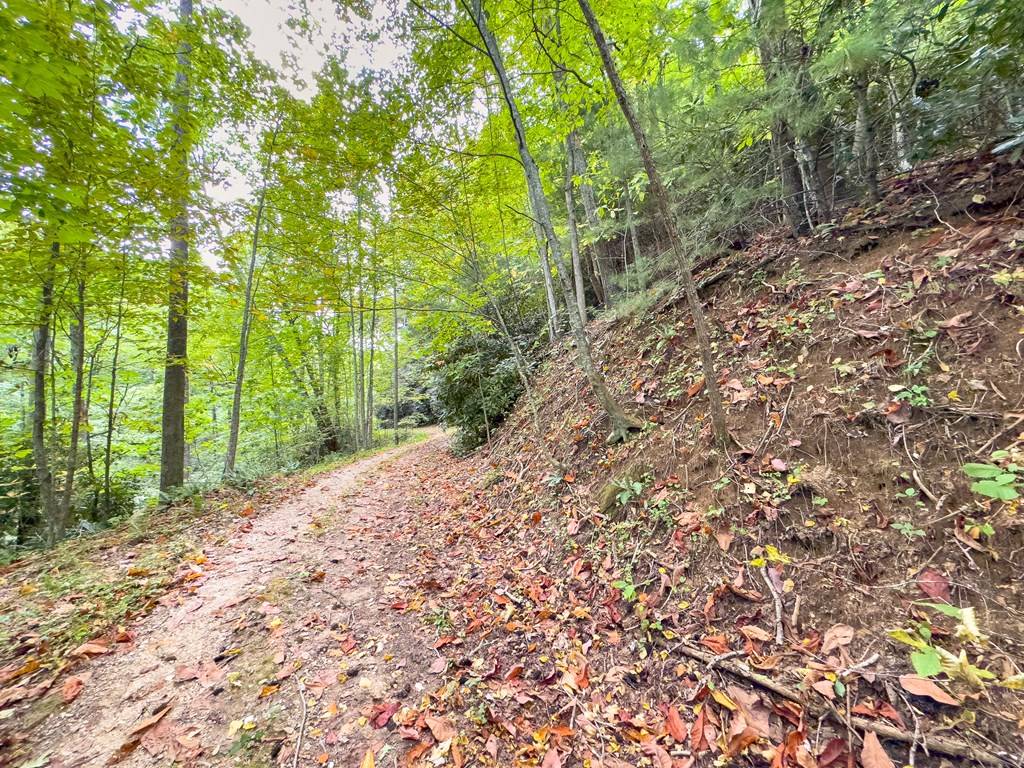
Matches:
[760,566,785,645]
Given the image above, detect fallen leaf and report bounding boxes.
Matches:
[916,569,950,602]
[358,747,374,768]
[640,738,672,768]
[424,715,456,741]
[821,624,854,654]
[541,748,561,768]
[71,641,110,658]
[860,731,895,768]
[898,675,960,705]
[666,705,687,741]
[62,673,90,703]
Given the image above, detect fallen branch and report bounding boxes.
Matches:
[669,641,1013,767]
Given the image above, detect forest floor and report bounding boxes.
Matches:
[3,154,1024,768]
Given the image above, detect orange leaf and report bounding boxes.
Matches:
[424,715,456,741]
[898,675,960,706]
[666,705,687,741]
[62,673,90,703]
[860,731,895,768]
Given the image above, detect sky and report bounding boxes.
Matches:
[215,0,406,97]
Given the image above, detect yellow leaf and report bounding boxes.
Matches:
[947,390,960,402]
[359,747,375,768]
[711,689,737,710]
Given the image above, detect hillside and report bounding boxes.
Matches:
[383,154,1024,766]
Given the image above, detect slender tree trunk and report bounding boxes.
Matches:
[56,278,86,540]
[853,74,880,202]
[568,131,609,304]
[34,247,58,545]
[535,221,560,341]
[468,0,639,443]
[564,142,587,321]
[365,286,378,445]
[224,122,279,479]
[624,183,645,289]
[392,265,399,444]
[160,0,192,495]
[104,267,127,516]
[577,0,729,452]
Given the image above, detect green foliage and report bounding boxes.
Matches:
[433,333,525,453]
[963,452,1021,501]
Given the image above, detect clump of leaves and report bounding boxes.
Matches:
[962,451,1020,501]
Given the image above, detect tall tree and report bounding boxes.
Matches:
[576,0,729,451]
[465,0,641,443]
[160,0,193,494]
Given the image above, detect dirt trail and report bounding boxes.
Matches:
[28,432,450,768]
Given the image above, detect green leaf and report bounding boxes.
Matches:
[911,647,943,677]
[916,602,963,619]
[970,480,1019,501]
[962,463,1002,479]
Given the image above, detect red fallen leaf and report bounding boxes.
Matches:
[884,400,912,425]
[541,748,562,768]
[424,715,456,741]
[690,707,709,752]
[174,665,199,683]
[238,503,255,518]
[916,568,950,602]
[389,600,409,610]
[110,702,173,763]
[62,673,90,703]
[816,737,848,768]
[851,701,905,728]
[811,680,835,700]
[504,664,524,680]
[860,731,895,768]
[898,675,960,705]
[640,738,672,768]
[726,726,760,757]
[71,640,110,658]
[666,705,687,741]
[340,635,357,654]
[485,734,499,760]
[433,635,456,649]
[370,700,401,728]
[406,741,431,763]
[687,377,706,398]
[700,635,731,654]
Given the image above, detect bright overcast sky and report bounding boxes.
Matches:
[215,0,406,96]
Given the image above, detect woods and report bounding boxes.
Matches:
[1,0,1022,545]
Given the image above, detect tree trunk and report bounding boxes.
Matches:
[468,0,639,443]
[568,131,609,304]
[224,121,279,479]
[104,266,127,517]
[392,263,399,444]
[160,0,192,495]
[564,140,587,321]
[535,221,560,341]
[365,285,379,445]
[577,0,730,452]
[56,277,86,541]
[34,247,58,545]
[853,74,880,201]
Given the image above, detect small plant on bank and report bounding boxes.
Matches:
[962,451,1020,501]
